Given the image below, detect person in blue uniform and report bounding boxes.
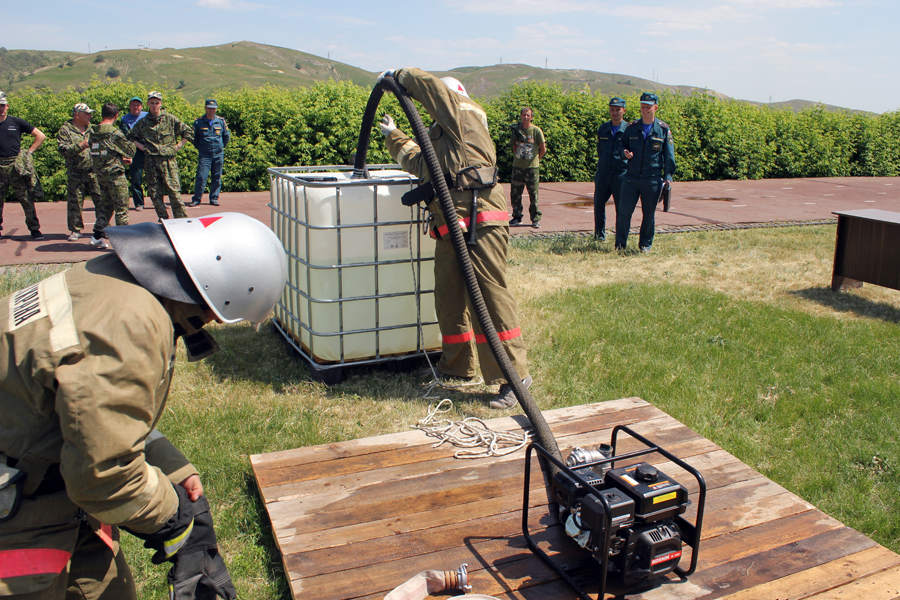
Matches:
[593,97,629,241]
[616,92,676,252]
[187,99,230,207]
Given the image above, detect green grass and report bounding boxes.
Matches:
[2,224,899,598]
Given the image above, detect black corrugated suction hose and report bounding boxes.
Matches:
[353,76,561,472]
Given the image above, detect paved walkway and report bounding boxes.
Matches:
[1,177,898,266]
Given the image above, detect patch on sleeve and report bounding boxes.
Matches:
[8,272,79,352]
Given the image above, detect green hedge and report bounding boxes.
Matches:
[4,78,899,202]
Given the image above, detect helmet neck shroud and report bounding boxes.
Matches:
[106,222,206,307]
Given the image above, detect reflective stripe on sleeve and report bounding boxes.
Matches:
[442,330,474,345]
[436,210,509,237]
[475,327,521,344]
[163,518,194,558]
[0,548,71,578]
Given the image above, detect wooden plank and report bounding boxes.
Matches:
[632,527,879,599]
[803,565,900,599]
[269,434,723,550]
[283,451,765,580]
[251,397,654,469]
[259,409,680,505]
[717,546,900,600]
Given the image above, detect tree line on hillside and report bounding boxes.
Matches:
[3,79,899,203]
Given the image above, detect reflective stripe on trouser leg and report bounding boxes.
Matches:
[435,226,527,386]
[434,237,477,379]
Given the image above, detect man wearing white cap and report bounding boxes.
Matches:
[57,103,101,241]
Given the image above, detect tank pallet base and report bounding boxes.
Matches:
[272,319,440,385]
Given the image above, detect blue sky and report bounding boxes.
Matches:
[3,0,898,113]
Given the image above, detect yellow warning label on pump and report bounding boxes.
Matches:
[653,492,677,504]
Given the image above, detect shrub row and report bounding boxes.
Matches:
[4,78,899,202]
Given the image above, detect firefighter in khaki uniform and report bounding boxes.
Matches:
[378,67,531,409]
[0,213,287,599]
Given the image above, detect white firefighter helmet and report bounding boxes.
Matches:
[440,76,469,98]
[107,213,287,324]
[161,213,288,324]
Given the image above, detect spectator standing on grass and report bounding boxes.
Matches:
[119,96,147,211]
[617,92,676,253]
[126,91,192,220]
[57,103,101,242]
[593,97,629,242]
[0,91,45,240]
[88,103,136,249]
[187,99,230,207]
[508,107,546,229]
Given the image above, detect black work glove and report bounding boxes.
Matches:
[167,495,237,600]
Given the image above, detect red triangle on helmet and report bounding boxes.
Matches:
[199,216,223,228]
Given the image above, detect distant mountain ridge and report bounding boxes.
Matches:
[1,41,863,112]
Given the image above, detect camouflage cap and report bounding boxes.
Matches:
[73,103,94,115]
[608,97,626,108]
[148,91,163,101]
[640,92,659,105]
[0,92,8,106]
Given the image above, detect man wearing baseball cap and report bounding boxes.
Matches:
[617,92,676,252]
[188,99,230,207]
[593,97,629,241]
[0,91,46,240]
[57,103,101,241]
[119,96,148,210]
[126,91,192,219]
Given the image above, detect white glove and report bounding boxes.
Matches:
[379,115,397,136]
[377,69,395,84]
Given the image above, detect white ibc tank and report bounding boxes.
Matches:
[269,165,440,366]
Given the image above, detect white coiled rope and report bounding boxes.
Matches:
[414,399,529,459]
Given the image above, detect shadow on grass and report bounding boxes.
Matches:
[790,287,900,323]
[243,472,295,600]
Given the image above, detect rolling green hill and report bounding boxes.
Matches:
[2,41,862,112]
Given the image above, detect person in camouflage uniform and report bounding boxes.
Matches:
[125,92,192,220]
[87,103,136,249]
[508,107,546,228]
[57,103,101,241]
[0,92,46,240]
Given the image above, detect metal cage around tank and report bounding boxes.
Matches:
[268,165,441,382]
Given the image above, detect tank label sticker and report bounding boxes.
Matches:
[651,550,682,566]
[384,231,409,250]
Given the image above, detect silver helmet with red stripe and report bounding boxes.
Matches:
[107,212,287,324]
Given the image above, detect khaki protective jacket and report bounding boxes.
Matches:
[126,110,192,157]
[385,68,508,237]
[0,254,199,596]
[56,120,93,172]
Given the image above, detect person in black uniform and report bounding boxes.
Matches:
[616,92,676,252]
[593,97,629,241]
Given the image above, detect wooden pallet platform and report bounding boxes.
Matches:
[250,398,900,599]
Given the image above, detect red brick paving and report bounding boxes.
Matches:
[2,177,898,266]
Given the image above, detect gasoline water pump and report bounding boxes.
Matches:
[523,425,706,599]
